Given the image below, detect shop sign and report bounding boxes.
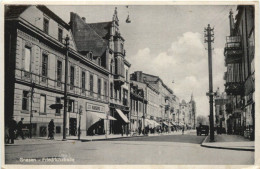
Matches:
[70,112,77,118]
[86,103,104,113]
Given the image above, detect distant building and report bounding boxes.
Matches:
[131,71,177,131]
[189,93,196,129]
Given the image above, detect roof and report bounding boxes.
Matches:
[70,12,108,56]
[89,22,112,44]
[5,5,29,18]
[5,5,70,29]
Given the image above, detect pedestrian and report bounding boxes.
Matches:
[182,126,185,135]
[8,116,17,144]
[17,118,25,139]
[121,125,124,136]
[48,119,55,140]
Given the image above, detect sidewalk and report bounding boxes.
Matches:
[201,134,254,151]
[5,130,188,146]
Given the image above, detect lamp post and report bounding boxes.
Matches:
[78,105,82,140]
[63,35,70,141]
[29,82,35,138]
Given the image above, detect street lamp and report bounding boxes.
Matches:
[78,105,82,140]
[63,35,70,141]
[29,82,35,138]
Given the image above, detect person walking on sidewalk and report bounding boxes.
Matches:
[8,116,17,144]
[17,118,25,139]
[121,125,124,136]
[182,126,185,135]
[48,119,55,140]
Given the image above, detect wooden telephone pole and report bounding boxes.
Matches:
[204,24,215,142]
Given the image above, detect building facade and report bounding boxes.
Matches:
[224,6,255,140]
[70,8,131,135]
[5,5,110,137]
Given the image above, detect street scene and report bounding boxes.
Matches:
[4,4,255,165]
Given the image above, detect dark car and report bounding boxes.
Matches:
[196,125,209,136]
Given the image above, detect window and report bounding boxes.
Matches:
[104,81,107,97]
[125,69,128,82]
[115,58,118,74]
[68,99,74,112]
[24,47,31,72]
[58,28,63,43]
[43,18,49,34]
[42,54,48,77]
[121,43,124,53]
[119,88,121,101]
[40,95,46,113]
[70,66,74,87]
[89,52,93,60]
[56,126,61,134]
[110,83,113,98]
[57,60,62,86]
[89,74,93,95]
[56,97,61,114]
[82,71,86,91]
[98,78,101,96]
[97,57,101,66]
[22,91,29,110]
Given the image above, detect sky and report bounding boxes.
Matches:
[48,5,238,117]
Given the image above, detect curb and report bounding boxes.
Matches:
[200,136,254,152]
[80,135,148,142]
[5,140,78,146]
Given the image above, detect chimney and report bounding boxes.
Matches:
[82,17,86,22]
[229,10,235,36]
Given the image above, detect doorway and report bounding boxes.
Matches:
[69,118,77,136]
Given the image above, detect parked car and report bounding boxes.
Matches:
[196,125,209,136]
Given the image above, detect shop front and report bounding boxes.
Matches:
[109,103,130,135]
[80,102,116,136]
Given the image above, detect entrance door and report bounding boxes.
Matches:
[69,118,77,136]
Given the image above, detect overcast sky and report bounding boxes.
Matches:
[48,5,237,117]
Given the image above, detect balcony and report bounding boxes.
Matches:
[224,36,243,64]
[225,82,244,95]
[114,74,125,87]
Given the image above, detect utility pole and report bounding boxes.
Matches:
[29,82,35,138]
[63,35,70,141]
[204,24,215,142]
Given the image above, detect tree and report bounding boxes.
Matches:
[196,115,209,126]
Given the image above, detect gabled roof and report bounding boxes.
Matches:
[70,12,108,56]
[89,22,112,44]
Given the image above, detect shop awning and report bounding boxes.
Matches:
[116,109,130,123]
[89,111,116,120]
[163,122,169,126]
[151,120,161,126]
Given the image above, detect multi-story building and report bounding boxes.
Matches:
[224,6,255,140]
[130,71,175,131]
[5,5,111,137]
[214,89,228,133]
[70,8,131,135]
[129,81,147,133]
[130,71,161,132]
